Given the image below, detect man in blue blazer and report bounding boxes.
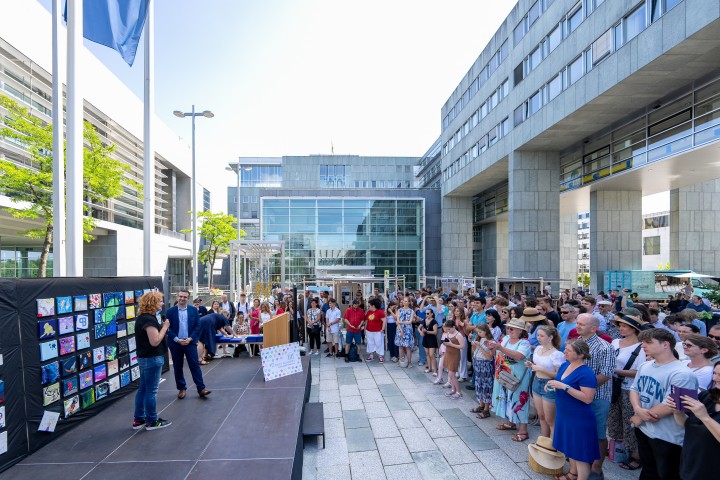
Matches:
[166,289,210,399]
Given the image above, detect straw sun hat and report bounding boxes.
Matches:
[519,307,546,323]
[528,436,566,474]
[505,318,529,332]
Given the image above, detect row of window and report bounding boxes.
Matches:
[513,0,557,45]
[443,116,511,182]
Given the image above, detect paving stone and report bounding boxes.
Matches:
[452,462,493,480]
[517,461,554,480]
[349,450,387,479]
[315,436,349,468]
[317,463,350,480]
[453,426,497,451]
[358,377,378,390]
[363,401,392,418]
[338,375,358,386]
[438,408,475,428]
[421,416,456,438]
[319,379,339,391]
[343,409,370,429]
[302,449,318,480]
[474,449,530,479]
[310,385,319,397]
[336,367,354,375]
[324,417,346,439]
[373,374,396,385]
[369,416,401,439]
[411,450,459,479]
[339,384,360,396]
[434,436,477,466]
[319,389,340,403]
[383,463,422,480]
[341,395,365,411]
[400,427,437,453]
[392,410,422,429]
[402,388,429,403]
[409,401,440,419]
[323,401,342,419]
[346,427,377,453]
[360,388,384,403]
[395,378,417,390]
[387,368,410,380]
[385,395,411,411]
[492,433,535,462]
[378,384,402,397]
[376,437,413,466]
[353,369,374,380]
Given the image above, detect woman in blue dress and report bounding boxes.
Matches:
[197,312,233,364]
[546,339,599,480]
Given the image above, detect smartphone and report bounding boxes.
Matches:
[442,338,450,343]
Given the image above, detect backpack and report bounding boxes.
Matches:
[348,342,360,362]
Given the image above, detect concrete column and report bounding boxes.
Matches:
[508,151,560,279]
[670,179,720,275]
[476,220,509,277]
[589,190,642,293]
[441,196,473,276]
[560,213,579,291]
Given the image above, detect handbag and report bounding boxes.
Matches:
[496,339,529,392]
[612,344,642,403]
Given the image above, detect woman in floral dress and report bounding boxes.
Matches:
[395,296,415,367]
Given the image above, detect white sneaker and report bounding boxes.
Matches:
[443,382,452,388]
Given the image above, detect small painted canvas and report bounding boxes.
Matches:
[0,406,5,428]
[76,331,91,350]
[116,305,126,320]
[58,316,74,335]
[41,362,60,385]
[130,351,138,366]
[117,323,127,338]
[128,337,137,352]
[38,319,57,339]
[56,296,73,314]
[105,345,117,361]
[95,381,109,401]
[37,298,56,317]
[94,364,107,383]
[93,347,105,364]
[78,351,92,370]
[107,359,119,376]
[124,291,135,304]
[79,370,93,390]
[0,380,3,404]
[94,324,106,340]
[61,357,77,378]
[80,388,95,409]
[62,376,78,397]
[75,313,89,331]
[43,382,60,406]
[125,305,136,319]
[118,339,129,355]
[130,365,140,381]
[63,395,80,417]
[73,295,88,311]
[88,293,102,309]
[94,309,105,324]
[40,340,59,361]
[118,354,130,371]
[59,336,76,355]
[126,321,136,335]
[103,292,123,307]
[108,375,120,393]
[106,319,117,336]
[134,289,144,300]
[143,289,151,295]
[120,370,131,387]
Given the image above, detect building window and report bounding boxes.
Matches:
[566,2,583,36]
[644,215,669,229]
[567,56,583,86]
[625,3,647,43]
[548,74,562,101]
[643,236,661,255]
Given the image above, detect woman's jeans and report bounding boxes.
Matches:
[134,355,164,424]
[386,323,398,358]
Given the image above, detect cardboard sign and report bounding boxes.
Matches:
[260,342,302,382]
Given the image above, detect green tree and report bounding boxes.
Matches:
[0,94,140,277]
[578,272,590,289]
[183,211,244,290]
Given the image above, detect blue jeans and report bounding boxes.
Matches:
[386,323,398,359]
[414,328,427,364]
[134,356,164,423]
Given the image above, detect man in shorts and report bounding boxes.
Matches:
[343,299,365,363]
[325,298,342,358]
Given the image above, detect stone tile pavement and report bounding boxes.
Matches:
[303,353,642,480]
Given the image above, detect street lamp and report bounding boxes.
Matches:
[226,162,251,300]
[174,105,213,296]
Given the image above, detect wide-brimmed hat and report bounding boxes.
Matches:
[506,318,529,332]
[528,436,566,473]
[614,308,646,332]
[520,308,546,322]
[598,300,611,306]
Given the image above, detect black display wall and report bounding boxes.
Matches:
[0,276,164,473]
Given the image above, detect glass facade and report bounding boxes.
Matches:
[262,198,424,286]
[0,247,52,277]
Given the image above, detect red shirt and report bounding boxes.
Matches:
[344,307,365,332]
[567,328,612,343]
[365,309,386,332]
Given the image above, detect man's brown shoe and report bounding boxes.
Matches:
[177,390,186,399]
[198,389,211,398]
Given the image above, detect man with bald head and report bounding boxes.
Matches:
[575,313,615,477]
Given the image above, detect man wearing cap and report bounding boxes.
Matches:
[597,300,621,339]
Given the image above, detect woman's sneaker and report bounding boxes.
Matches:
[145,418,172,430]
[132,420,145,430]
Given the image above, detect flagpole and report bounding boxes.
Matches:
[66,0,83,277]
[143,0,155,276]
[52,0,66,277]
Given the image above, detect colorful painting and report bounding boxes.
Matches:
[75,313,89,331]
[94,309,105,324]
[93,347,105,364]
[116,305,126,320]
[130,352,138,366]
[106,319,117,336]
[94,323,105,340]
[59,336,76,355]
[43,382,60,406]
[38,319,57,339]
[103,292,123,307]
[89,293,102,309]
[125,305,136,319]
[64,395,80,417]
[260,342,303,381]
[79,370,93,390]
[73,295,88,311]
[128,337,136,352]
[80,388,95,409]
[124,291,135,304]
[130,365,140,381]
[120,370,131,387]
[143,289,152,295]
[41,362,60,385]
[62,376,78,397]
[118,354,130,371]
[126,321,136,335]
[94,364,107,382]
[0,380,3,404]
[117,323,127,338]
[77,331,91,350]
[134,289,144,300]
[105,345,117,361]
[37,298,56,317]
[61,357,77,377]
[58,316,74,335]
[108,375,120,393]
[0,406,5,428]
[118,339,129,355]
[40,340,59,361]
[78,351,92,370]
[107,359,119,376]
[56,296,73,314]
[95,381,109,401]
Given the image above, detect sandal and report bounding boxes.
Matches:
[424,368,431,373]
[199,360,209,366]
[495,422,516,431]
[619,460,641,470]
[470,405,484,413]
[511,432,529,442]
[476,410,491,419]
[554,473,578,480]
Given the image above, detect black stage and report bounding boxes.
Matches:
[2,355,311,480]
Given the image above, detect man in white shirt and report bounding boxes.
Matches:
[220,294,236,319]
[236,293,250,316]
[325,298,342,358]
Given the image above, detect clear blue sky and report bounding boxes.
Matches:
[41,0,517,202]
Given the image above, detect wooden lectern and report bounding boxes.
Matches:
[262,312,290,348]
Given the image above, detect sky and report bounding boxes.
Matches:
[39,0,518,206]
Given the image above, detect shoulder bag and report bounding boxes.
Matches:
[611,344,642,403]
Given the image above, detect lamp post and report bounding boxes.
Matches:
[226,162,251,300]
[173,105,213,296]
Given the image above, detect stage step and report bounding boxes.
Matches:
[302,402,325,449]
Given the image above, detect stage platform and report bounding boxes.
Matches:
[3,355,311,480]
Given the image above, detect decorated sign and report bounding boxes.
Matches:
[260,343,302,382]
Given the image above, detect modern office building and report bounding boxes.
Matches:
[228,155,440,288]
[439,0,720,291]
[577,212,590,275]
[0,2,213,292]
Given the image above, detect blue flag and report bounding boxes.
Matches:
[64,0,149,66]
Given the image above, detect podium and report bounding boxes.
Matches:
[263,312,290,348]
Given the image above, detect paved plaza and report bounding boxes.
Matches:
[302,353,641,480]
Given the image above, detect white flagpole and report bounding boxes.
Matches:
[66,0,83,276]
[143,0,155,276]
[52,0,66,277]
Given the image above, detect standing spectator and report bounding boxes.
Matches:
[597,300,621,339]
[343,299,365,362]
[490,318,533,442]
[236,293,250,316]
[133,292,171,430]
[523,307,550,348]
[709,324,720,364]
[386,302,399,362]
[685,295,711,315]
[470,323,495,419]
[526,325,564,439]
[364,297,386,363]
[395,297,415,367]
[454,306,470,382]
[193,298,208,316]
[324,298,342,358]
[582,296,608,333]
[486,309,503,341]
[413,298,428,367]
[220,294,236,320]
[574,313,615,477]
[547,340,599,480]
[682,333,718,390]
[630,329,698,480]
[419,308,439,374]
[666,293,686,314]
[607,313,646,471]
[305,298,322,355]
[166,289,210,399]
[441,320,465,399]
[539,296,561,327]
[678,307,708,337]
[557,305,578,350]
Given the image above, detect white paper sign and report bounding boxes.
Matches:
[0,431,6,454]
[38,410,61,433]
[260,343,303,381]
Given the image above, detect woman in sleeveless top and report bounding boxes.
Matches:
[442,320,466,400]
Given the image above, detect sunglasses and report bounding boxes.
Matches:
[560,311,569,314]
[682,343,696,349]
[709,334,720,341]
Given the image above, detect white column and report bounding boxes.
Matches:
[51,0,66,276]
[66,0,83,276]
[143,0,155,276]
